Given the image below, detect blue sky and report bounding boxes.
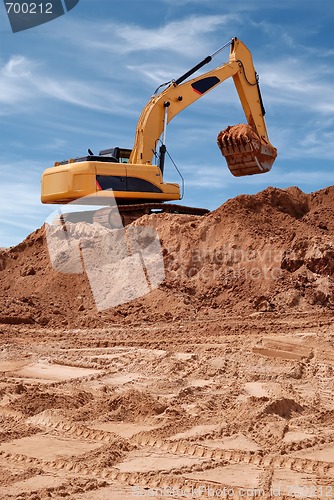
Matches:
[0,0,333,247]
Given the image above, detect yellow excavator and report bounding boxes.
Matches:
[41,37,277,225]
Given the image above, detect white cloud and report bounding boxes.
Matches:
[0,180,49,245]
[2,55,35,77]
[37,78,137,114]
[71,15,240,58]
[0,56,39,111]
[251,19,334,59]
[182,162,334,190]
[254,167,334,188]
[126,64,176,86]
[161,0,262,11]
[0,54,141,117]
[162,0,215,3]
[259,58,334,116]
[269,119,334,162]
[0,160,53,246]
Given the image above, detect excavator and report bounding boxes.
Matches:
[41,37,277,226]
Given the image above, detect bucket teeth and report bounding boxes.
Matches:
[217,124,277,177]
[220,134,253,154]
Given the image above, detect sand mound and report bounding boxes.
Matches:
[11,388,93,417]
[263,398,304,419]
[1,185,334,326]
[77,389,168,423]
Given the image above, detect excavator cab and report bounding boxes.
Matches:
[99,148,132,164]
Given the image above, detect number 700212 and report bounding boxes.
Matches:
[5,3,53,14]
[286,485,332,497]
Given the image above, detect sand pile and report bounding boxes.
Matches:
[1,185,334,326]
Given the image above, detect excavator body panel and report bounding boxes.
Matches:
[41,160,180,205]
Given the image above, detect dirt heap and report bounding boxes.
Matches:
[1,185,334,327]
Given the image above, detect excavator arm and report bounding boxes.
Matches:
[130,37,277,176]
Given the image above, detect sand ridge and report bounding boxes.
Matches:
[1,185,334,328]
[0,185,333,498]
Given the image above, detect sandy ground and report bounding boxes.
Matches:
[0,312,333,499]
[1,186,334,498]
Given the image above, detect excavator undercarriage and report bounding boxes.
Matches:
[61,203,209,229]
[95,203,209,227]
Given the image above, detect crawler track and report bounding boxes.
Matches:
[94,203,210,227]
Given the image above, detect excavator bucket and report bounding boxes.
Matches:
[217,124,277,177]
